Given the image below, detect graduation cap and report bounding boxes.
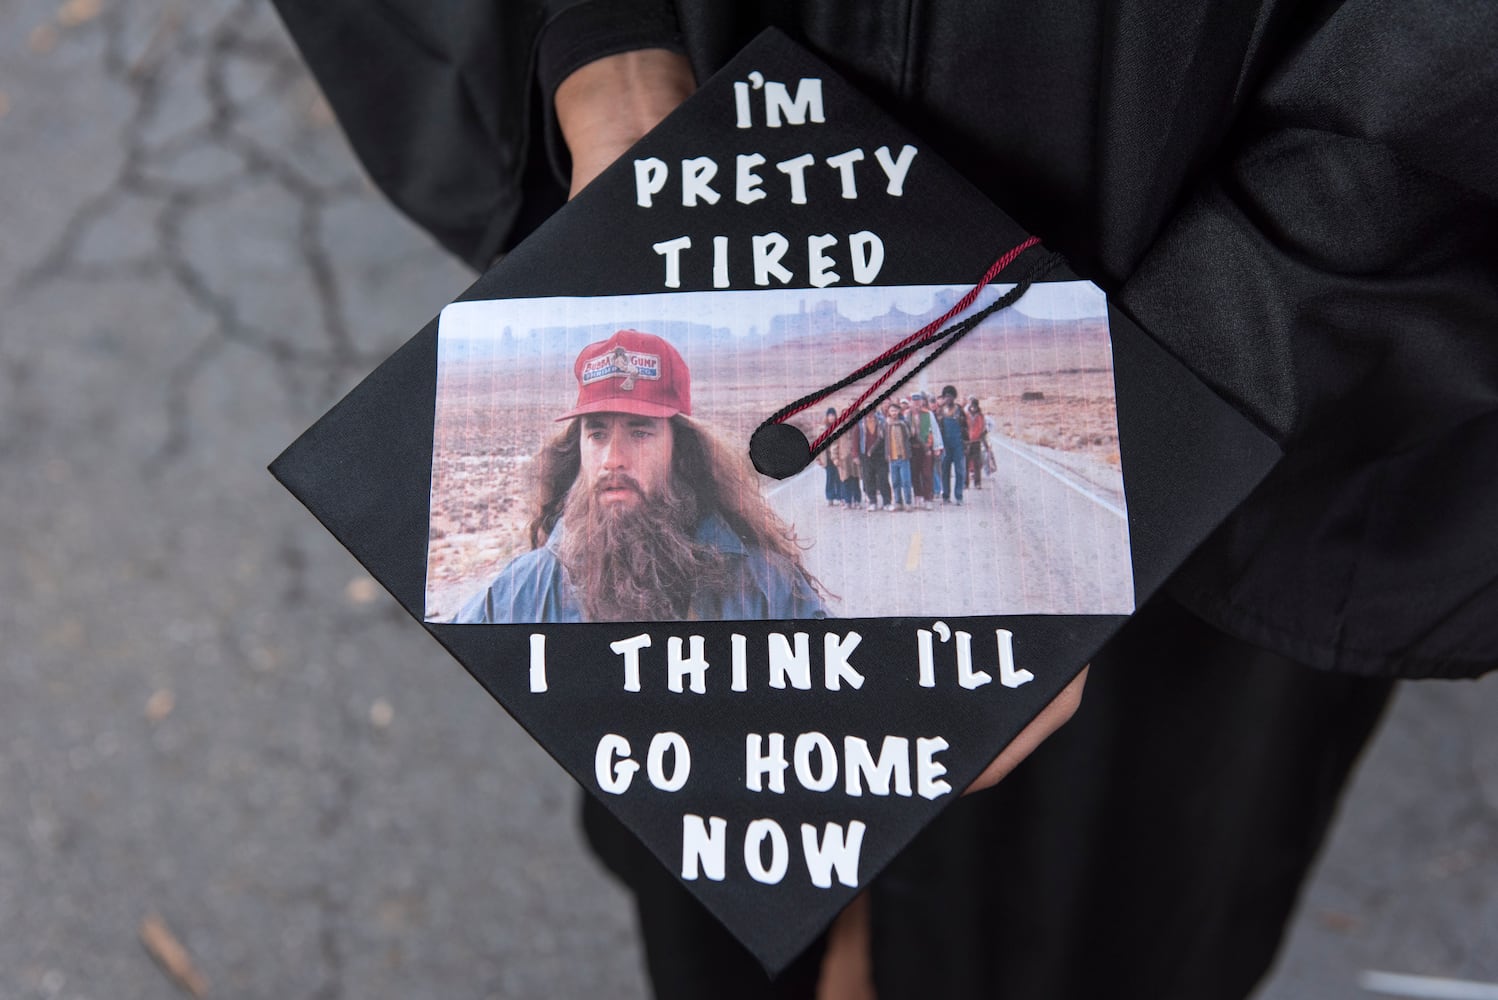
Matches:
[271,29,1278,974]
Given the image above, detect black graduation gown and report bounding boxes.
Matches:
[270,1,1498,995]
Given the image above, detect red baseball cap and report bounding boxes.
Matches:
[556,329,692,421]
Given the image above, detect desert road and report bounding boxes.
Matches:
[769,435,1135,618]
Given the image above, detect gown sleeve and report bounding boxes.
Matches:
[269,0,683,269]
[1114,0,1498,678]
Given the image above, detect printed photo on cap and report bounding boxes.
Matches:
[425,284,1135,624]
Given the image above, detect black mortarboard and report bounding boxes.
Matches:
[271,29,1278,974]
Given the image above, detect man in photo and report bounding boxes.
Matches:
[857,409,891,511]
[935,384,969,505]
[965,395,990,489]
[820,406,844,508]
[908,393,933,509]
[452,330,826,623]
[885,401,913,510]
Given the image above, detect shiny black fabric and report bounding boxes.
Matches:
[583,597,1394,999]
[268,1,1491,995]
[271,0,1498,679]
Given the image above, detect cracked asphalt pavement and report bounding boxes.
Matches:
[0,1,1493,998]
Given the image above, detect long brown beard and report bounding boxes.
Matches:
[557,471,730,622]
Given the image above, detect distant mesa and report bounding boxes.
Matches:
[443,286,1041,360]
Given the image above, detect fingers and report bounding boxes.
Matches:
[963,665,1088,795]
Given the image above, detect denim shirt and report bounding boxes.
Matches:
[451,512,827,624]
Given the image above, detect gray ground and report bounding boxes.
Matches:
[0,1,1493,998]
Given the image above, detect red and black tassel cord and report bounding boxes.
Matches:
[749,237,1061,479]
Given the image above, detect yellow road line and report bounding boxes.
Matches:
[904,531,922,571]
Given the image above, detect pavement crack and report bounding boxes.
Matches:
[299,200,355,361]
[147,333,224,471]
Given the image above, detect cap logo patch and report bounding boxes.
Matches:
[581,347,661,391]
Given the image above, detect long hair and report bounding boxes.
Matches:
[527,415,822,592]
[530,420,582,549]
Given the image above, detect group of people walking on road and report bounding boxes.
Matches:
[820,384,994,511]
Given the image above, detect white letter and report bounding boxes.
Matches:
[681,156,720,207]
[731,633,748,692]
[956,630,992,690]
[793,732,838,792]
[808,233,839,288]
[764,77,824,127]
[736,153,767,204]
[873,144,918,195]
[667,634,709,694]
[746,733,788,793]
[768,631,811,689]
[849,231,884,284]
[843,735,911,797]
[752,232,793,286]
[823,631,865,690]
[917,629,936,688]
[744,819,789,884]
[712,236,729,289]
[634,157,668,207]
[824,149,865,199]
[734,81,753,128]
[610,633,652,692]
[647,731,690,791]
[776,153,816,204]
[595,734,638,794]
[997,629,1035,688]
[652,236,692,289]
[681,814,726,880]
[529,633,547,693]
[800,821,866,888]
[917,737,953,800]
